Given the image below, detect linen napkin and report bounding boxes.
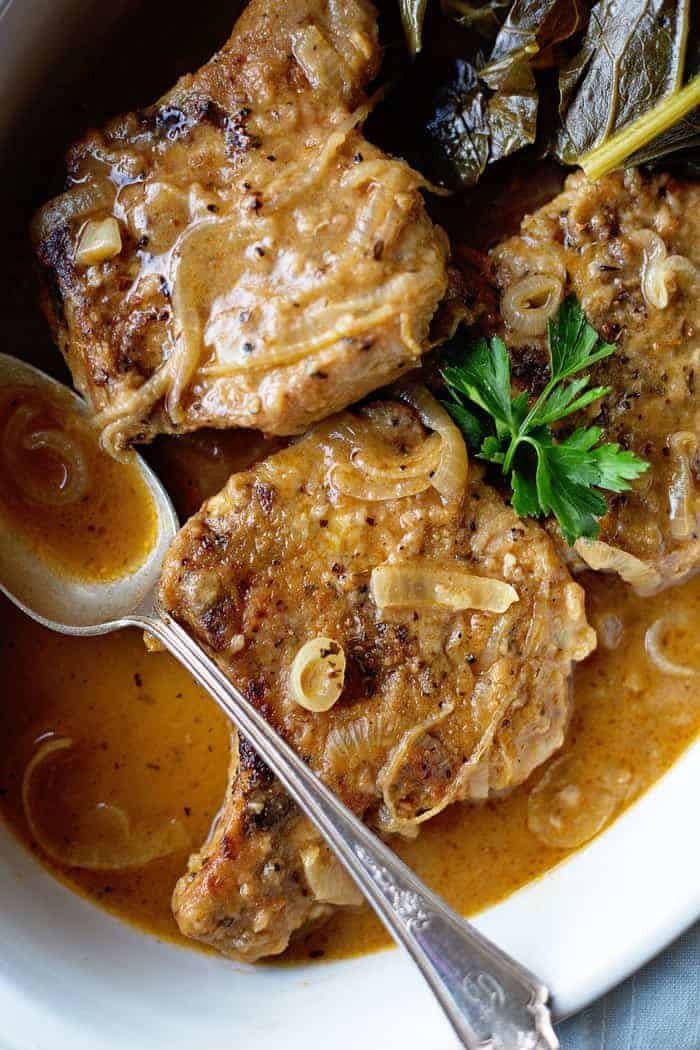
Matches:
[558,920,700,1048]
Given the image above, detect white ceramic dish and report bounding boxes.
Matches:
[1,3,699,1048]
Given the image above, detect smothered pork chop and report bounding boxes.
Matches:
[32,0,448,454]
[490,170,699,592]
[160,394,595,961]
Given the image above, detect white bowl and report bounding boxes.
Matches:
[1,4,699,1047]
[1,738,699,1050]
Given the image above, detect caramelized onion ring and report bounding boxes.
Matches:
[632,230,698,310]
[394,383,468,504]
[22,737,189,870]
[668,431,698,541]
[3,401,90,506]
[290,637,346,713]
[329,465,432,501]
[645,617,700,679]
[501,274,563,337]
[351,431,441,480]
[528,753,633,849]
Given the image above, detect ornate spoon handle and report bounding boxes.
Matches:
[137,611,558,1050]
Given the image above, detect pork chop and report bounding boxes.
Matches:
[490,169,699,593]
[160,395,595,961]
[31,0,448,455]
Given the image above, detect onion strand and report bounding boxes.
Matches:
[370,562,518,613]
[22,737,189,870]
[2,398,91,506]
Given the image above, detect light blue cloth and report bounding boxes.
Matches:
[558,921,700,1048]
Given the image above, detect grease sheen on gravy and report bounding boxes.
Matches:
[0,1,697,963]
[0,385,157,583]
[0,421,698,962]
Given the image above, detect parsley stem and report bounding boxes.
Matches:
[501,434,521,475]
[501,373,559,474]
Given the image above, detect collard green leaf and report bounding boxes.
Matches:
[399,0,430,55]
[441,0,511,39]
[424,54,537,187]
[425,61,492,185]
[396,0,697,182]
[480,52,539,165]
[419,0,584,186]
[627,104,700,169]
[488,0,587,66]
[553,0,695,166]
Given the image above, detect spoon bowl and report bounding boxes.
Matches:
[0,352,178,633]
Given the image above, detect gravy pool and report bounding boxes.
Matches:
[1,492,698,961]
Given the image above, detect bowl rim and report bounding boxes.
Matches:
[1,733,698,1049]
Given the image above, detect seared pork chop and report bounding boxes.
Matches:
[490,170,699,592]
[160,397,595,961]
[32,0,448,454]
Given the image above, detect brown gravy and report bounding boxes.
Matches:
[0,386,156,582]
[0,530,698,962]
[0,0,698,967]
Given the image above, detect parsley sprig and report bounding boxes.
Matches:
[441,296,649,545]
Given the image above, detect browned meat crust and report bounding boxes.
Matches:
[32,0,448,453]
[160,398,595,960]
[490,170,699,591]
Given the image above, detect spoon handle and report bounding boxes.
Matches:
[138,611,558,1050]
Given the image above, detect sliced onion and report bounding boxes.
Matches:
[2,399,91,506]
[645,616,700,678]
[574,538,662,596]
[75,217,122,267]
[501,274,563,337]
[300,844,363,906]
[370,562,518,613]
[668,431,698,541]
[168,216,228,422]
[394,383,469,504]
[351,432,441,480]
[528,753,633,850]
[291,25,352,97]
[22,737,189,870]
[329,463,433,501]
[290,637,346,713]
[632,230,697,310]
[329,417,440,498]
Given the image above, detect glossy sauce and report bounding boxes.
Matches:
[0,0,698,966]
[0,430,698,960]
[0,386,156,582]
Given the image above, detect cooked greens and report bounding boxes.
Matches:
[553,0,698,174]
[395,0,700,185]
[423,56,537,187]
[442,0,511,38]
[416,0,582,186]
[440,298,649,544]
[398,0,430,54]
[580,74,700,179]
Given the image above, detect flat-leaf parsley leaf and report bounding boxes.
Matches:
[441,296,649,545]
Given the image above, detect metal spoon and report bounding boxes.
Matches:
[0,353,558,1050]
